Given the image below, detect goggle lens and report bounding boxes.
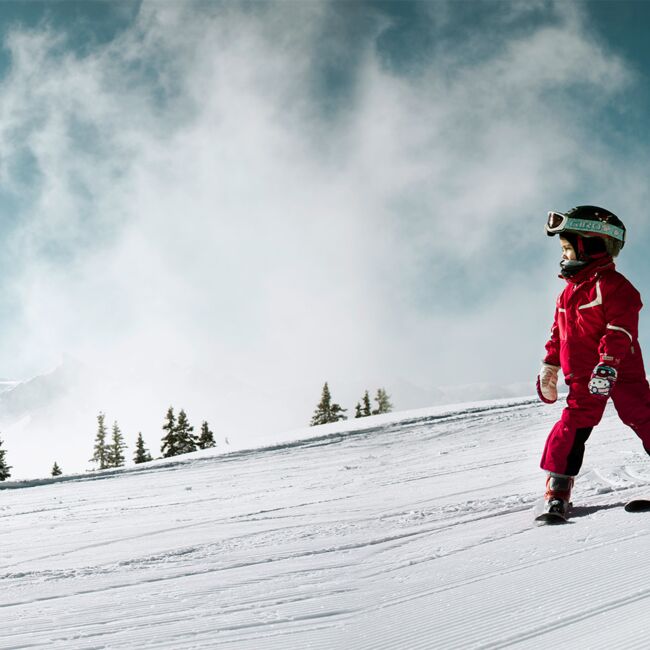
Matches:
[547,212,566,230]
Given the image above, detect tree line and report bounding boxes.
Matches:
[310,383,393,425]
[91,406,217,470]
[0,406,220,482]
[0,385,393,481]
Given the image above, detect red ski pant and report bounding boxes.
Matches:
[540,375,650,476]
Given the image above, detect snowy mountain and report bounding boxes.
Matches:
[2,396,650,648]
[0,358,86,420]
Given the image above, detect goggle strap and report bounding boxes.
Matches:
[564,217,625,242]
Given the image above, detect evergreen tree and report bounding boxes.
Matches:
[198,421,216,449]
[175,409,197,455]
[310,382,347,425]
[90,412,109,470]
[355,391,372,418]
[106,421,127,468]
[362,390,372,417]
[160,406,178,458]
[372,388,393,415]
[133,432,153,464]
[51,462,62,477]
[330,401,347,421]
[311,382,332,425]
[0,437,11,481]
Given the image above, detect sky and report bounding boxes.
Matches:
[0,0,649,444]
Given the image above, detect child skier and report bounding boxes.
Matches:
[537,205,650,518]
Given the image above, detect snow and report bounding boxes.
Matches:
[0,356,551,479]
[2,396,650,648]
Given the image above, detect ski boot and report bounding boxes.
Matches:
[536,474,574,523]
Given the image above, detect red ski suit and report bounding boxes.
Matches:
[540,257,650,476]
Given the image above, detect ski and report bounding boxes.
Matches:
[535,498,650,519]
[535,511,568,524]
[624,499,650,512]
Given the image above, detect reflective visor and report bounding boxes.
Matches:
[546,211,567,232]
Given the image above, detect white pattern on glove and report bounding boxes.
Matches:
[588,364,617,397]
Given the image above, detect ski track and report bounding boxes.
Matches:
[3,399,650,647]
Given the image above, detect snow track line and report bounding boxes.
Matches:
[364,518,535,579]
[375,457,524,485]
[0,494,369,570]
[0,503,386,573]
[446,533,650,649]
[0,504,538,609]
[479,585,650,648]
[361,518,650,619]
[0,490,541,580]
[0,552,357,609]
[349,533,650,650]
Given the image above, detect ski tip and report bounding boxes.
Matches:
[624,499,650,513]
[534,512,568,525]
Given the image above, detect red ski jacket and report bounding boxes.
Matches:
[543,258,645,381]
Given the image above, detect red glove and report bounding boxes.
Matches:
[537,364,559,404]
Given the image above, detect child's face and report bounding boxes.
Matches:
[560,237,577,261]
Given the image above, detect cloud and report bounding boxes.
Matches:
[0,0,645,474]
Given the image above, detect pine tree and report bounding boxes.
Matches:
[106,421,127,468]
[330,402,347,421]
[0,437,11,481]
[310,382,347,425]
[198,421,216,449]
[51,462,62,477]
[160,406,178,458]
[133,432,152,464]
[355,391,372,418]
[311,382,332,425]
[175,409,197,455]
[362,390,372,417]
[372,388,393,415]
[90,412,109,470]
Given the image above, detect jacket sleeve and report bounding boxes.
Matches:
[599,276,642,368]
[543,304,561,367]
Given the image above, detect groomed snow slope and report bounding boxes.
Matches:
[2,397,650,649]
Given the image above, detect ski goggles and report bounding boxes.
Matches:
[546,211,626,242]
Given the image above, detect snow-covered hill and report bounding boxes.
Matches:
[0,356,542,479]
[0,358,296,478]
[2,396,650,648]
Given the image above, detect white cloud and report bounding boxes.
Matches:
[0,1,644,474]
